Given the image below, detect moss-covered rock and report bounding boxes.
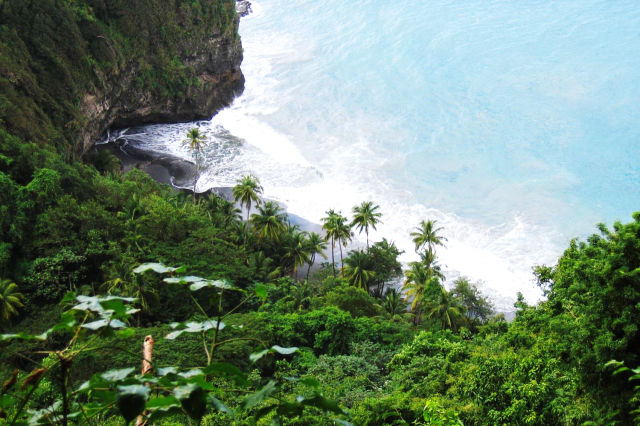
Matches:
[0,0,244,156]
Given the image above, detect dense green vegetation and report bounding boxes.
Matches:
[2,130,640,423]
[1,0,640,424]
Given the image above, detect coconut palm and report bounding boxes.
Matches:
[0,278,24,323]
[232,221,257,247]
[305,232,328,280]
[233,174,263,223]
[410,219,448,253]
[351,201,383,249]
[335,214,353,275]
[248,252,281,282]
[343,250,375,290]
[101,257,136,295]
[167,191,192,209]
[128,275,159,326]
[117,193,146,222]
[251,202,287,245]
[379,288,408,320]
[417,248,446,281]
[282,281,315,311]
[90,149,122,175]
[182,128,208,203]
[205,194,242,229]
[402,263,441,325]
[321,209,340,278]
[424,287,466,331]
[101,257,158,325]
[283,231,310,281]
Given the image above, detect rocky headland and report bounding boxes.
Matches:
[0,0,244,156]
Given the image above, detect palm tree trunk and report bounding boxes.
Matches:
[244,201,250,245]
[193,151,198,204]
[306,254,315,280]
[331,237,336,278]
[339,240,344,275]
[366,229,369,251]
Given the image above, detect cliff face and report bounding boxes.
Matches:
[0,0,244,155]
[79,30,244,152]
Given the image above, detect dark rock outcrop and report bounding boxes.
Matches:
[79,31,244,153]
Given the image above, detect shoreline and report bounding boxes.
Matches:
[95,141,324,235]
[96,141,515,320]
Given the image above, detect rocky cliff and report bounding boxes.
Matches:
[0,0,244,156]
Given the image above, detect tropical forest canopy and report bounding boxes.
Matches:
[1,0,640,425]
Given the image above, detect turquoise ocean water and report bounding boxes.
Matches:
[121,0,640,309]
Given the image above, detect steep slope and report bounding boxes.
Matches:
[0,0,244,156]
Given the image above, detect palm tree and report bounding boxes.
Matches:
[424,287,466,331]
[101,258,158,325]
[251,202,287,245]
[0,278,24,323]
[233,174,263,223]
[305,232,328,280]
[402,263,441,325]
[417,248,446,281]
[335,214,353,275]
[232,221,257,247]
[167,191,192,209]
[90,150,122,175]
[351,201,383,249]
[379,288,408,320]
[101,257,136,295]
[204,194,242,229]
[410,219,448,253]
[117,193,146,222]
[283,281,315,311]
[182,128,208,203]
[248,252,281,283]
[128,275,159,326]
[283,231,310,281]
[342,250,375,290]
[321,209,340,278]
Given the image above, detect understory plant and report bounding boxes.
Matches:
[0,263,349,425]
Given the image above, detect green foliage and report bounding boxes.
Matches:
[325,285,380,318]
[0,268,349,425]
[0,277,23,324]
[450,277,495,327]
[0,0,239,154]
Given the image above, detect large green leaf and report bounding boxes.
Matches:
[242,381,278,409]
[116,385,150,423]
[202,363,250,386]
[174,384,207,422]
[0,331,49,342]
[133,263,177,274]
[102,368,135,381]
[145,396,180,409]
[254,284,268,301]
[189,279,233,291]
[250,346,300,362]
[165,320,224,339]
[301,395,347,416]
[146,406,183,422]
[210,395,235,418]
[82,319,127,330]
